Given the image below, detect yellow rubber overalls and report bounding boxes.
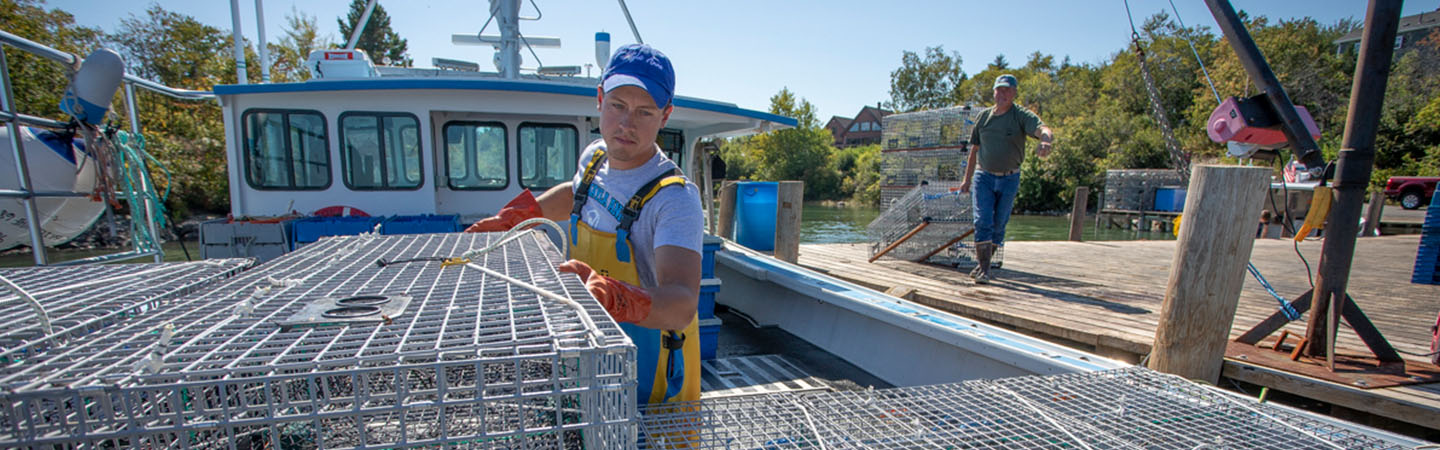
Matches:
[569,148,701,404]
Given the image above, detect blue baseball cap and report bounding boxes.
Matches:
[602,44,675,109]
[993,74,1018,89]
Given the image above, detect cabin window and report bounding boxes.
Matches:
[340,112,422,190]
[243,109,330,190]
[658,128,684,164]
[443,121,507,190]
[519,123,578,190]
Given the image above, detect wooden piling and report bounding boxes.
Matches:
[716,181,737,240]
[1068,186,1089,242]
[774,181,804,263]
[1362,191,1384,237]
[1148,165,1270,384]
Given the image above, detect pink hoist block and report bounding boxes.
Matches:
[1207,97,1321,147]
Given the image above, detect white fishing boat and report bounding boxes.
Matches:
[0,1,1428,448]
[0,126,105,251]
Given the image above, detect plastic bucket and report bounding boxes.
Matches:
[733,182,777,251]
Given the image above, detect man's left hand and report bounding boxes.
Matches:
[557,259,653,324]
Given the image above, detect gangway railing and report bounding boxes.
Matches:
[0,28,214,266]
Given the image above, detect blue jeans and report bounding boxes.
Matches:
[972,171,1021,245]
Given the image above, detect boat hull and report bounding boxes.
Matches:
[0,127,105,250]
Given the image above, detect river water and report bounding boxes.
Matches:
[801,203,1177,244]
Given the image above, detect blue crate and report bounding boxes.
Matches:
[1414,252,1440,285]
[382,214,460,235]
[1153,187,1186,212]
[698,278,721,319]
[290,216,383,245]
[702,236,722,278]
[699,318,721,360]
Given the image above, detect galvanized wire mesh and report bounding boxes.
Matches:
[879,147,970,194]
[881,105,980,151]
[0,232,636,449]
[0,259,253,362]
[638,367,1412,449]
[1104,169,1185,211]
[866,181,975,263]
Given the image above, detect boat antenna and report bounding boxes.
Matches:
[616,0,644,44]
[345,0,380,50]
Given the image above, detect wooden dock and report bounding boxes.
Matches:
[796,235,1440,433]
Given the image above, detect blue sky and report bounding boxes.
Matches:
[48,1,1436,120]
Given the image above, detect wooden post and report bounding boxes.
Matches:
[1149,165,1270,384]
[774,181,804,263]
[716,181,737,240]
[1362,191,1384,237]
[1068,186,1089,242]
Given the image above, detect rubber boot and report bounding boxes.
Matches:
[974,242,993,284]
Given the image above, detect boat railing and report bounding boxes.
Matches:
[0,28,213,266]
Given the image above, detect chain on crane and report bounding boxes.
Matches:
[1133,34,1193,185]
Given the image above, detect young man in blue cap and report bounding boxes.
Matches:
[958,74,1053,284]
[466,44,704,404]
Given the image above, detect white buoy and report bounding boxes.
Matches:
[595,32,610,71]
[58,49,124,125]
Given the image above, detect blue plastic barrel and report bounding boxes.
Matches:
[733,181,777,251]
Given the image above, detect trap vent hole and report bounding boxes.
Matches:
[323,306,382,318]
[336,295,391,306]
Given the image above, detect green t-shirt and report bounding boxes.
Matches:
[969,105,1043,173]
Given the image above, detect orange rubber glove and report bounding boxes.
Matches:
[464,190,543,233]
[557,259,652,324]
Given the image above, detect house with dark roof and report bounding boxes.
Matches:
[826,105,892,148]
[1334,7,1440,54]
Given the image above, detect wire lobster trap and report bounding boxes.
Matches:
[638,367,1413,449]
[866,181,984,266]
[881,105,979,152]
[0,232,636,449]
[0,258,253,362]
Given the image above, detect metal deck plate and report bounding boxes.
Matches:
[700,354,830,399]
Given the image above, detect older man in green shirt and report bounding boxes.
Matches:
[959,74,1053,284]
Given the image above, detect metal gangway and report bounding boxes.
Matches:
[0,29,213,265]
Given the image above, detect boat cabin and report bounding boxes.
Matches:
[213,51,794,219]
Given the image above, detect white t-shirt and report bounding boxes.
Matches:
[572,139,703,288]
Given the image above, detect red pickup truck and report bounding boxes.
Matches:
[1384,176,1438,209]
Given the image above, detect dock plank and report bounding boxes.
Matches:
[796,235,1440,431]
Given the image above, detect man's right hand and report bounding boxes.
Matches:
[464,190,543,233]
[958,180,971,194]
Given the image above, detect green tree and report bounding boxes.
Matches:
[719,89,847,200]
[110,5,247,213]
[337,0,411,67]
[833,143,883,205]
[270,7,334,82]
[886,46,966,112]
[0,0,103,118]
